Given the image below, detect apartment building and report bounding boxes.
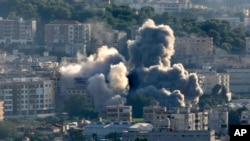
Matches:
[0,77,55,116]
[122,129,217,141]
[129,0,192,14]
[106,104,132,122]
[195,68,230,94]
[174,36,214,68]
[0,17,36,45]
[0,100,4,120]
[45,20,91,55]
[143,105,167,123]
[143,106,208,131]
[225,69,250,94]
[207,107,228,136]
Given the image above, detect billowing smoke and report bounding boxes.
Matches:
[60,19,203,112]
[127,19,203,107]
[60,46,128,111]
[128,19,175,68]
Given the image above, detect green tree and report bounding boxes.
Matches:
[229,107,248,125]
[64,93,98,119]
[134,137,148,141]
[68,128,86,141]
[0,121,17,139]
[105,132,121,141]
[126,94,154,118]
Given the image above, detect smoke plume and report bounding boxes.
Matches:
[128,19,175,68]
[127,19,203,107]
[60,19,204,112]
[60,46,128,111]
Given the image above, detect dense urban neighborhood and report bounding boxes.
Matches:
[1,0,250,141]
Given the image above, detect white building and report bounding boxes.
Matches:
[0,77,55,116]
[0,17,36,45]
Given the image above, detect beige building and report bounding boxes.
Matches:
[196,68,230,94]
[143,106,208,131]
[0,17,36,45]
[106,104,132,122]
[174,36,214,68]
[45,20,91,55]
[207,107,228,136]
[0,77,55,116]
[143,105,167,123]
[0,100,4,120]
[225,69,250,94]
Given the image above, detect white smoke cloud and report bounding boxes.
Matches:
[108,62,128,91]
[87,74,113,111]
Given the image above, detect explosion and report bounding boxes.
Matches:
[60,19,203,111]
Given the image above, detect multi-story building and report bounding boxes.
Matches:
[143,105,167,123]
[45,20,91,55]
[0,17,36,45]
[225,69,250,94]
[143,106,208,131]
[195,68,230,94]
[0,100,4,120]
[0,77,55,116]
[173,36,214,68]
[207,107,228,136]
[129,0,192,14]
[106,104,132,122]
[122,129,217,141]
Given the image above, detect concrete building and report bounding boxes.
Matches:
[122,129,217,141]
[0,100,4,120]
[129,0,192,14]
[173,36,214,68]
[0,17,36,45]
[207,107,228,136]
[143,105,167,123]
[45,20,91,55]
[106,104,132,123]
[0,77,55,116]
[225,69,250,94]
[143,106,208,131]
[195,68,230,94]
